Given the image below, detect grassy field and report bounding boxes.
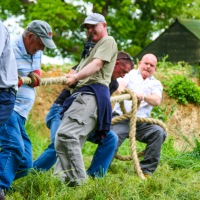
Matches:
[5,62,200,200]
[7,122,200,200]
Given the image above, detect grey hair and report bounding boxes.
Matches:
[23,28,38,39]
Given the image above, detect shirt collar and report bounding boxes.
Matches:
[137,69,155,80]
[18,35,30,57]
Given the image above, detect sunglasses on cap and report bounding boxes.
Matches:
[117,56,134,62]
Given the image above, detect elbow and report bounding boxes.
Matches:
[95,64,102,72]
[96,61,104,72]
[154,98,162,106]
[149,98,161,106]
[93,59,104,72]
[150,95,162,106]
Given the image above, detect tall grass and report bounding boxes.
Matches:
[5,119,200,200]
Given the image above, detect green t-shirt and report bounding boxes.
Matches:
[74,36,118,90]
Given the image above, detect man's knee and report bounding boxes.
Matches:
[106,130,118,148]
[107,130,118,141]
[23,156,33,169]
[155,125,166,143]
[55,135,79,154]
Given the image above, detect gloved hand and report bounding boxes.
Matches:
[18,75,23,88]
[28,70,41,88]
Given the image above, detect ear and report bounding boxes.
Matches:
[102,22,107,28]
[28,32,34,40]
[115,60,120,67]
[116,60,120,64]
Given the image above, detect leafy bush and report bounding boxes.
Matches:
[41,63,72,73]
[193,65,200,82]
[162,75,200,105]
[151,102,177,122]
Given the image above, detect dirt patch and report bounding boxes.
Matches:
[31,70,200,150]
[165,102,200,150]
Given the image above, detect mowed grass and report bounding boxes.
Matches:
[6,119,200,200]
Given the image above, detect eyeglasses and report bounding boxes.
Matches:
[117,56,134,69]
[117,57,134,61]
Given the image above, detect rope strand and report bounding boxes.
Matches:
[21,75,167,179]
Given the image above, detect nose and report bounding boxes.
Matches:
[87,29,92,35]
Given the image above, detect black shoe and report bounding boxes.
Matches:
[0,190,5,200]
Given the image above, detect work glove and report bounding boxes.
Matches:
[18,75,23,88]
[28,70,41,88]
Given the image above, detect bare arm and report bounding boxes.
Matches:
[144,93,162,106]
[66,58,104,86]
[68,69,76,75]
[116,77,162,106]
[136,93,161,106]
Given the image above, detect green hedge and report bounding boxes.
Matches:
[162,75,200,105]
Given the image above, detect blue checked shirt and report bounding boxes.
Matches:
[114,69,163,118]
[12,35,42,119]
[0,20,18,90]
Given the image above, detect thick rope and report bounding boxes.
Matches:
[21,76,68,86]
[112,115,167,134]
[21,75,167,179]
[124,89,145,179]
[111,89,167,179]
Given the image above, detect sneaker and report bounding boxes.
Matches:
[0,190,5,200]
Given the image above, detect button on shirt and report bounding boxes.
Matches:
[113,69,163,118]
[0,20,18,90]
[12,35,42,119]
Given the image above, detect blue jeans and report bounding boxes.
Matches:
[86,130,118,178]
[34,103,118,178]
[0,91,15,125]
[0,111,32,190]
[33,103,62,171]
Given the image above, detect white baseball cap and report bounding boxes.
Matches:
[80,13,106,29]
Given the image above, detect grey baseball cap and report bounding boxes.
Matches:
[80,13,106,29]
[27,20,56,49]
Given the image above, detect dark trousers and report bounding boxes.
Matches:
[111,119,166,174]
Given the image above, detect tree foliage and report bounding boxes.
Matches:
[0,0,199,61]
